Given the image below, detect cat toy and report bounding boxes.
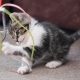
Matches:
[0,3,35,60]
[0,0,6,52]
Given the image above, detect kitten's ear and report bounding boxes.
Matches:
[10,12,20,21]
[10,12,31,24]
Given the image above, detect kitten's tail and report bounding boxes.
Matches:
[70,30,80,43]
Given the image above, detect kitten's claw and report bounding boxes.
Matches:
[17,66,32,74]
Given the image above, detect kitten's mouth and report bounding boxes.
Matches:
[16,36,25,45]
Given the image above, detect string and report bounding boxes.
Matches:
[0,4,35,60]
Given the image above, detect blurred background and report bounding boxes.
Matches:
[1,0,80,31]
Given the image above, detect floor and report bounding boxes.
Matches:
[0,31,80,80]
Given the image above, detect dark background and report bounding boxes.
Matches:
[1,0,80,31]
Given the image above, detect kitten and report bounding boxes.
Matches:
[2,12,80,74]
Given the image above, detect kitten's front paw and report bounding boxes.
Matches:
[2,42,9,54]
[17,66,32,74]
[2,42,11,55]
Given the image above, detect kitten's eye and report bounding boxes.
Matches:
[24,24,29,30]
[19,27,27,35]
[24,24,29,27]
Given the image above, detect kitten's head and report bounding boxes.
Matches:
[8,12,31,43]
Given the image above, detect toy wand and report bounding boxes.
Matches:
[0,0,6,52]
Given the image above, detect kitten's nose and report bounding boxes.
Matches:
[16,38,19,42]
[16,42,19,45]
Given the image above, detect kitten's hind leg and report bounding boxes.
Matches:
[45,58,68,69]
[45,60,63,69]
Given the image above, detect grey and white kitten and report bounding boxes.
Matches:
[2,12,80,74]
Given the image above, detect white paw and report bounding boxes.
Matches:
[2,42,11,55]
[17,66,32,74]
[2,42,15,55]
[45,61,62,69]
